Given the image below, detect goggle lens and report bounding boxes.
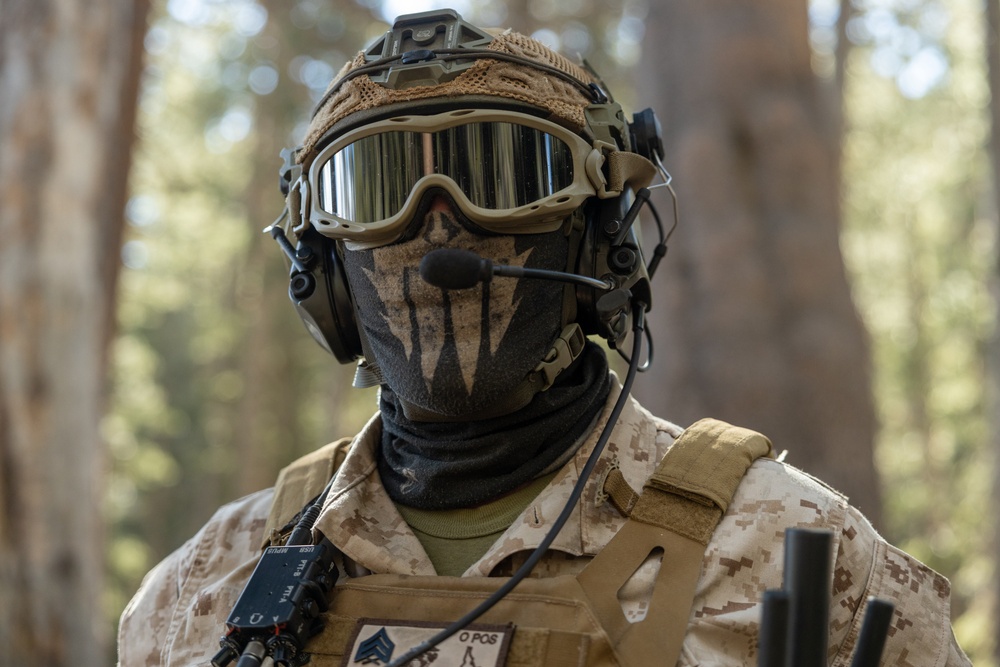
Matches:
[316,122,576,224]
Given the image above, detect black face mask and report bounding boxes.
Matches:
[341,207,569,420]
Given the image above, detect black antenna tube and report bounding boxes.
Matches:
[783,528,833,667]
[850,597,895,667]
[266,222,310,275]
[611,187,651,247]
[758,589,790,667]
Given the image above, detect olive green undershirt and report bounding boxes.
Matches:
[395,473,557,576]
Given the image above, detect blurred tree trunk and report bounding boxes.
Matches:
[985,0,1000,659]
[232,0,332,497]
[0,0,148,663]
[634,0,883,528]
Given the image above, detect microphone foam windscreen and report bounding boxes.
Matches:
[419,248,489,289]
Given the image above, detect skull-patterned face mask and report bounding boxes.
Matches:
[340,201,569,420]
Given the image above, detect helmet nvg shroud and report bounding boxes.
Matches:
[268,8,671,388]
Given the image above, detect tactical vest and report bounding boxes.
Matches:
[261,418,773,667]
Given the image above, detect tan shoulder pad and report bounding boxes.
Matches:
[648,417,774,512]
[630,418,774,544]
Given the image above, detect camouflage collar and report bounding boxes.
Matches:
[312,373,663,576]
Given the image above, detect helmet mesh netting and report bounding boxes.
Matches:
[300,30,598,167]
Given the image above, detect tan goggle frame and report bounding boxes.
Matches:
[297,108,633,249]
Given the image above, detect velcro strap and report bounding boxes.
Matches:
[630,418,774,544]
[601,467,640,517]
[606,150,657,194]
[647,418,774,512]
[630,490,722,545]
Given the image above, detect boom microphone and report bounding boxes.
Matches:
[418,248,491,289]
[419,248,614,290]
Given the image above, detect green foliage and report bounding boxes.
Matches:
[108,1,997,663]
[106,0,384,632]
[107,0,643,639]
[841,0,995,661]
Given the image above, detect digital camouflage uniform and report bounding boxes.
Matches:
[118,379,970,666]
[119,13,971,665]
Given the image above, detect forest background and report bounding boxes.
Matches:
[1,0,998,664]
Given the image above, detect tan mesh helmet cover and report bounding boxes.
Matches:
[299,30,599,169]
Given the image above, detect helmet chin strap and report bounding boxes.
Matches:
[389,322,586,423]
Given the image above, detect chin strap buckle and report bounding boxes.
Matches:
[533,323,586,391]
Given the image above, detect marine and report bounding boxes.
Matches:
[118,9,971,666]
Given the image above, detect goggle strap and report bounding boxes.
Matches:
[606,151,658,195]
[285,186,303,236]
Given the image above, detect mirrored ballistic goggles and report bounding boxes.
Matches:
[300,109,624,248]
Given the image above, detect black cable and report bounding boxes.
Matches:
[644,187,678,280]
[385,299,647,667]
[616,324,653,372]
[648,198,665,246]
[283,479,335,547]
[664,185,680,244]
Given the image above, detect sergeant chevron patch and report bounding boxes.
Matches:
[342,619,513,666]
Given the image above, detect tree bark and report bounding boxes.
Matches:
[983,0,1000,659]
[0,0,149,663]
[232,0,316,497]
[633,0,882,527]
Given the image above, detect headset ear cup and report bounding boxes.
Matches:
[573,201,601,338]
[575,194,651,348]
[288,228,362,363]
[628,108,664,163]
[575,196,631,342]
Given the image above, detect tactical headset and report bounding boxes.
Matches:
[269,10,667,369]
